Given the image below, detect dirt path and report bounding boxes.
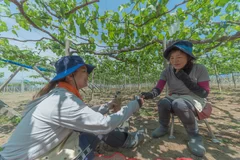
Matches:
[0,89,240,160]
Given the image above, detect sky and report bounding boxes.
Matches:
[0,0,184,82]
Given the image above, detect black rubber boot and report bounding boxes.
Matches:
[151,124,168,138]
[187,134,206,157]
[152,98,172,138]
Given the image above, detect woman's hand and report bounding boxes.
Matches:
[138,97,144,107]
[108,97,122,112]
[134,95,144,108]
[141,88,161,100]
[141,92,154,99]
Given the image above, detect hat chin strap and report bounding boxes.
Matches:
[72,74,79,91]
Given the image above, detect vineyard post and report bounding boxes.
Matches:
[0,66,22,92]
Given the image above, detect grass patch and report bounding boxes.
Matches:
[231,125,240,129]
[139,108,155,117]
[0,115,10,124]
[215,96,225,100]
[10,116,21,126]
[220,138,235,144]
[0,115,21,126]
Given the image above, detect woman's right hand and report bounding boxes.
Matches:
[141,92,154,99]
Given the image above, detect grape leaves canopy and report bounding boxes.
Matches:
[0,0,239,84]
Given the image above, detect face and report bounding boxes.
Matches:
[66,66,89,89]
[169,50,188,70]
[74,66,89,89]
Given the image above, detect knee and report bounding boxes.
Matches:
[172,98,188,112]
[157,98,171,111]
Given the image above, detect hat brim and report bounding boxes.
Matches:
[86,64,95,74]
[51,64,95,82]
[164,45,196,60]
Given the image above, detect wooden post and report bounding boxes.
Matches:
[65,39,70,56]
[21,80,24,92]
[137,63,140,92]
[33,66,50,82]
[124,74,126,89]
[91,70,94,100]
[214,65,221,92]
[163,39,168,95]
[0,66,22,92]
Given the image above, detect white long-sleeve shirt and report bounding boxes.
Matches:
[0,88,140,160]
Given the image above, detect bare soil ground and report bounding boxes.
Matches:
[0,88,240,160]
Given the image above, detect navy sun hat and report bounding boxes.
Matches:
[163,40,196,60]
[51,55,95,82]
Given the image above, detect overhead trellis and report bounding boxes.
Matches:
[0,58,54,73]
[0,58,53,91]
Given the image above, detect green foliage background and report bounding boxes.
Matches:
[0,0,239,84]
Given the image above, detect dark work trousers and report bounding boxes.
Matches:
[0,131,127,160]
[157,97,198,136]
[77,127,128,160]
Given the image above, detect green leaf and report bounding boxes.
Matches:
[0,20,8,32]
[101,33,107,42]
[89,37,95,43]
[70,22,76,34]
[214,0,229,7]
[4,0,10,6]
[0,4,10,14]
[109,32,114,39]
[11,30,18,36]
[80,23,88,35]
[148,5,156,11]
[214,8,221,15]
[93,3,99,10]
[234,25,240,31]
[113,12,120,22]
[0,39,9,45]
[225,3,237,13]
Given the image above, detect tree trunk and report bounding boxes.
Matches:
[91,71,94,100]
[163,39,168,95]
[104,77,106,92]
[137,63,140,92]
[129,78,131,90]
[214,65,221,92]
[21,80,24,93]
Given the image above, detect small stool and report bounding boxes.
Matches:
[168,103,220,144]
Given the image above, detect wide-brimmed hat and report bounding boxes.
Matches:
[51,55,95,82]
[163,40,196,60]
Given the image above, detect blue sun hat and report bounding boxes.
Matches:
[51,55,95,82]
[163,40,196,60]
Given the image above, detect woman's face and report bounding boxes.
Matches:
[169,50,188,70]
[66,66,89,89]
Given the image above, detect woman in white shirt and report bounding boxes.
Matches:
[0,55,144,160]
